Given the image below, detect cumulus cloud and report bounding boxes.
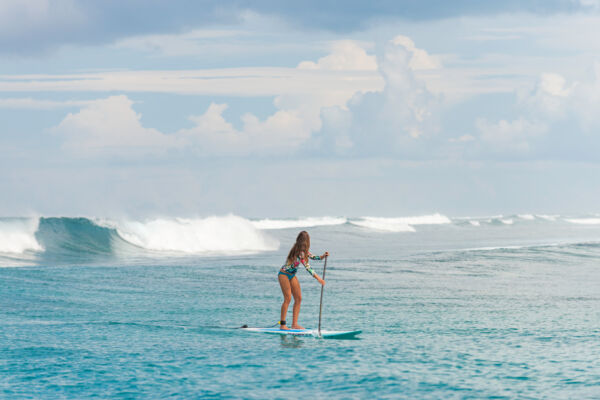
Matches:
[390,35,441,70]
[47,41,387,157]
[519,72,572,117]
[518,65,600,131]
[318,35,440,155]
[178,103,313,154]
[297,40,377,71]
[52,95,319,156]
[52,95,176,155]
[467,63,600,159]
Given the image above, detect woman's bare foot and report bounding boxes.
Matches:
[280,324,290,330]
[291,324,304,330]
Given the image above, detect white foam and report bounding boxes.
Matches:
[252,217,347,230]
[517,214,535,220]
[500,219,514,225]
[565,218,600,225]
[107,215,279,255]
[536,214,558,221]
[350,214,451,232]
[469,220,481,226]
[0,218,43,254]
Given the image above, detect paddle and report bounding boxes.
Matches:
[318,256,328,337]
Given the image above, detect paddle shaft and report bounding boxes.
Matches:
[318,257,327,336]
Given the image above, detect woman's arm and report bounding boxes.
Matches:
[308,251,329,260]
[301,253,326,285]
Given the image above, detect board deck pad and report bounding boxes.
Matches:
[242,327,361,339]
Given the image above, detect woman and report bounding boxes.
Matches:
[278,231,328,330]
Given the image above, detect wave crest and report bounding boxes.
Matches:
[350,213,451,232]
[108,215,279,254]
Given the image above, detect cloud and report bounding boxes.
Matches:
[113,29,247,57]
[297,40,377,71]
[47,41,387,157]
[390,35,441,70]
[2,1,598,55]
[178,103,313,154]
[0,68,383,98]
[0,0,239,55]
[52,95,319,156]
[476,117,548,153]
[519,65,600,131]
[0,0,86,54]
[318,35,440,155]
[449,134,475,143]
[465,64,600,160]
[52,95,175,155]
[519,73,572,117]
[0,97,93,109]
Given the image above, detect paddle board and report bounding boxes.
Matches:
[241,327,361,339]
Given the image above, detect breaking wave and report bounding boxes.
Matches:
[0,218,43,254]
[349,214,451,232]
[517,214,535,220]
[0,215,278,264]
[105,215,278,254]
[565,218,600,225]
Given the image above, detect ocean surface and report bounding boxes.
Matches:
[2,214,600,399]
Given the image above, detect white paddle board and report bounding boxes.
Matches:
[241,327,361,339]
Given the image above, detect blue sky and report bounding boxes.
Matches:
[2,0,600,217]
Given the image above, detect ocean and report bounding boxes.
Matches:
[2,214,600,398]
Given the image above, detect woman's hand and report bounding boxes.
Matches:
[322,251,329,258]
[317,276,325,286]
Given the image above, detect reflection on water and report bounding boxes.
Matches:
[280,335,303,348]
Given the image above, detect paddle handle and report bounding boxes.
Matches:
[318,256,327,336]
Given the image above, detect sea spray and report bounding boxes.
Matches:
[0,218,43,254]
[108,215,279,254]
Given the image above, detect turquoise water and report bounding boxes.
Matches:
[2,215,600,398]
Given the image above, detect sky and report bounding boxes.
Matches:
[1,0,600,218]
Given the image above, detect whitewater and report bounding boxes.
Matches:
[2,212,600,398]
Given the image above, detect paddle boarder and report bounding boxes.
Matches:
[278,231,328,330]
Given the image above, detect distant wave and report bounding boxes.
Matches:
[565,218,600,225]
[517,214,535,220]
[251,216,347,230]
[457,240,600,253]
[349,213,451,232]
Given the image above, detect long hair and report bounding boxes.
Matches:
[286,231,310,264]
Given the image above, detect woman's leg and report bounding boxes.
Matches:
[290,277,304,329]
[278,273,292,330]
